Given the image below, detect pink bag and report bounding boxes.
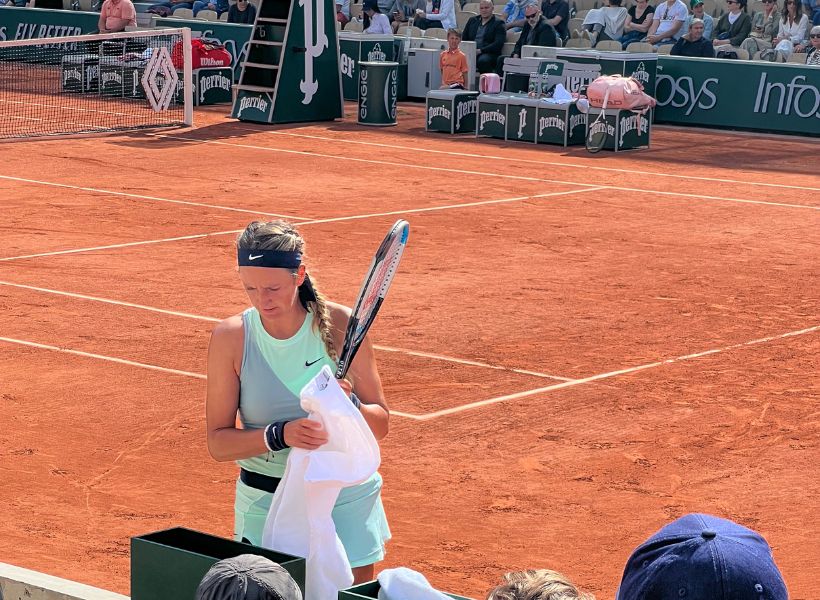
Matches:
[479,73,501,94]
[586,75,656,113]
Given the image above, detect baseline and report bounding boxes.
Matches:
[0,280,573,382]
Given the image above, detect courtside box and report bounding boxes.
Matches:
[425,89,479,134]
[476,93,511,139]
[586,107,652,151]
[131,527,305,600]
[505,93,541,143]
[536,102,587,146]
[340,580,473,600]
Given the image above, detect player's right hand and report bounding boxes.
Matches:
[284,418,329,450]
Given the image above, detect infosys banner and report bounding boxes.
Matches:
[655,56,820,136]
[0,7,100,41]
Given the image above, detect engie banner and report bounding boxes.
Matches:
[655,56,820,136]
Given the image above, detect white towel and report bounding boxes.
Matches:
[262,366,381,600]
[377,568,452,600]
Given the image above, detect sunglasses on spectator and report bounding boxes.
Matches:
[762,0,774,3]
[812,33,820,38]
[525,12,538,18]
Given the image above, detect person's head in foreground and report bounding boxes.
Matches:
[810,25,820,50]
[616,513,787,600]
[447,28,463,49]
[486,569,595,600]
[195,554,303,600]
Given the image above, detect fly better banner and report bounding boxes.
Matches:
[655,56,820,136]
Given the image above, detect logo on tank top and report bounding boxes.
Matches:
[305,357,323,367]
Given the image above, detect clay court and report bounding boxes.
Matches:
[0,103,818,599]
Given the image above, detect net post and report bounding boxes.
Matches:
[182,27,194,127]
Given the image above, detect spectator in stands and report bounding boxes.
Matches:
[154,0,196,15]
[192,0,228,17]
[712,0,753,49]
[808,24,820,62]
[618,0,655,48]
[680,0,714,39]
[541,0,570,42]
[337,0,350,27]
[228,0,257,24]
[616,513,787,600]
[440,28,469,88]
[740,0,781,57]
[644,0,688,47]
[502,0,532,31]
[390,0,425,32]
[496,2,558,72]
[195,554,302,600]
[98,0,136,33]
[486,569,595,600]
[463,0,507,73]
[766,0,809,58]
[671,17,715,53]
[414,0,457,30]
[363,0,393,32]
[579,0,629,45]
[803,0,819,24]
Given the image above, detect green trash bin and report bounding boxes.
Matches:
[130,527,306,600]
[357,61,399,127]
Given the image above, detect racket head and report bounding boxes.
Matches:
[586,113,608,153]
[335,220,410,379]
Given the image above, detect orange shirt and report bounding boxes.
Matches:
[100,0,137,32]
[440,48,468,86]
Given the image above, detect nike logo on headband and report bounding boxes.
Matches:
[248,254,263,260]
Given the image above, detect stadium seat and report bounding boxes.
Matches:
[345,19,363,31]
[501,42,517,55]
[788,52,807,64]
[456,11,478,29]
[493,0,506,5]
[397,25,423,36]
[656,44,673,54]
[595,39,623,50]
[731,47,750,60]
[197,9,217,19]
[566,38,592,48]
[425,27,449,38]
[462,2,480,11]
[626,42,655,52]
[173,7,194,18]
[505,30,520,42]
[702,0,717,15]
[568,17,584,34]
[350,2,362,18]
[219,10,228,19]
[574,9,589,19]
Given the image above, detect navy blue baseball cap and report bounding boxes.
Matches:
[616,513,787,600]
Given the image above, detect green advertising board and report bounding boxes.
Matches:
[0,7,100,42]
[338,33,394,101]
[655,56,820,136]
[477,94,508,139]
[506,95,540,143]
[536,103,587,146]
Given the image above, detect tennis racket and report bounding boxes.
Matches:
[335,219,410,380]
[586,86,612,154]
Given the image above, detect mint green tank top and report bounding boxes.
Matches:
[237,307,336,478]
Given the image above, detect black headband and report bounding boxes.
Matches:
[237,249,302,269]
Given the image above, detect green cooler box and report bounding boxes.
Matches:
[339,33,395,101]
[192,67,233,105]
[586,107,652,151]
[131,527,306,600]
[425,89,479,134]
[476,93,511,139]
[536,101,587,146]
[340,580,473,600]
[61,54,100,94]
[505,93,541,143]
[358,61,398,127]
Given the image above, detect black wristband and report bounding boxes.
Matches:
[350,392,362,409]
[265,420,290,452]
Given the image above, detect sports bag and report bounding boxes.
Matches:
[479,73,501,94]
[586,74,655,114]
[172,38,232,70]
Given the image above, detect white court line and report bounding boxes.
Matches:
[245,128,820,194]
[0,335,419,420]
[0,174,311,221]
[0,188,600,262]
[153,133,820,212]
[0,280,573,382]
[416,324,820,420]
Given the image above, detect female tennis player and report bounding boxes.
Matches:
[206,220,391,583]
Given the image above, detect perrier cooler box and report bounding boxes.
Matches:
[130,527,306,600]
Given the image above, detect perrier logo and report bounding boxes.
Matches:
[367,43,387,62]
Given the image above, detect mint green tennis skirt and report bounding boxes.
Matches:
[234,472,391,568]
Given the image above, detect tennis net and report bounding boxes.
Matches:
[0,28,193,140]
